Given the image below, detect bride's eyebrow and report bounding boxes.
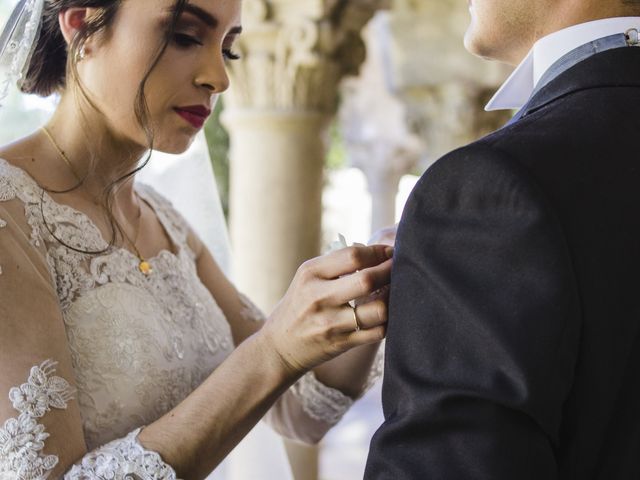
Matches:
[162,4,242,35]
[164,4,219,29]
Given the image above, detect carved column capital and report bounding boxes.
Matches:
[226,0,388,113]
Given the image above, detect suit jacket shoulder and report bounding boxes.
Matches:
[366,46,640,480]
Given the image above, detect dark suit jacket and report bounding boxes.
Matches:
[364,47,640,479]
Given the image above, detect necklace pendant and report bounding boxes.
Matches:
[139,260,153,276]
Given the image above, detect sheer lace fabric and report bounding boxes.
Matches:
[0,361,74,479]
[0,157,383,476]
[0,360,180,480]
[64,428,178,480]
[238,292,357,427]
[0,159,236,450]
[237,292,385,425]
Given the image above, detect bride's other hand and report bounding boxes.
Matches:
[260,245,393,376]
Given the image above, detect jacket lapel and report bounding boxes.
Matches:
[521,47,640,118]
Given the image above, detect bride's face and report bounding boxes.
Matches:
[76,0,242,154]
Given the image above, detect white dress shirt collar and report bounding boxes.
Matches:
[485,17,640,111]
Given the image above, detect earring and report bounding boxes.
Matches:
[76,45,86,62]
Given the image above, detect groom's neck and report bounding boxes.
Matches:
[492,1,640,66]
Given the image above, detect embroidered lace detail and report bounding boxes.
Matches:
[0,175,16,202]
[236,291,380,422]
[0,158,372,448]
[236,290,383,420]
[290,372,354,424]
[64,428,179,480]
[0,360,75,480]
[0,159,235,449]
[287,343,384,423]
[238,292,267,323]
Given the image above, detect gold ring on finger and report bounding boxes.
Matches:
[351,305,361,332]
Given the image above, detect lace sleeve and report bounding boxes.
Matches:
[264,345,384,444]
[0,360,74,478]
[264,346,384,445]
[288,371,354,424]
[236,291,386,392]
[0,360,179,480]
[64,429,178,479]
[236,294,355,425]
[234,291,385,443]
[287,340,384,425]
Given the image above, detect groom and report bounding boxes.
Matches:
[365,0,640,478]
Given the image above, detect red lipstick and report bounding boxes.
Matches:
[174,105,212,129]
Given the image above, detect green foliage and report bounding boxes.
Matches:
[326,119,347,170]
[204,100,230,219]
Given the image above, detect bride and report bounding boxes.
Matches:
[0,0,391,478]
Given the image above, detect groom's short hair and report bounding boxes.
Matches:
[621,0,640,14]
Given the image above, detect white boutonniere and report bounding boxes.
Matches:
[327,233,349,253]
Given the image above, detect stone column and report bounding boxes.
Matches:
[223,0,388,312]
[339,12,423,235]
[385,0,513,171]
[222,111,328,310]
[402,82,512,167]
[222,2,388,480]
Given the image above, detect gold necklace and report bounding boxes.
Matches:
[40,126,153,276]
[119,200,153,276]
[41,126,83,180]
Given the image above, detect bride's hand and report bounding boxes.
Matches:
[347,225,397,309]
[260,245,393,376]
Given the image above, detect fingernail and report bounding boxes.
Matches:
[385,247,394,259]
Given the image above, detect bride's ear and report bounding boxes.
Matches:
[58,8,99,49]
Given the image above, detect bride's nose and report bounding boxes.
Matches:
[194,52,230,93]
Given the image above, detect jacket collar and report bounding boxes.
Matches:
[522,46,640,117]
[486,17,640,111]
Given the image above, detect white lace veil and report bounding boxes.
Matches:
[137,133,233,277]
[0,0,44,106]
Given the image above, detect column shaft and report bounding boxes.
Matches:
[225,110,330,311]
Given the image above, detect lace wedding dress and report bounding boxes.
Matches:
[0,158,382,479]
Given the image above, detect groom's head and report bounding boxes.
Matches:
[464,0,640,65]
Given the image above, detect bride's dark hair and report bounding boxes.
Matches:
[17,0,190,254]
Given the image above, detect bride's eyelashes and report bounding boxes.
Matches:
[173,32,203,47]
[222,47,241,61]
[173,33,241,61]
